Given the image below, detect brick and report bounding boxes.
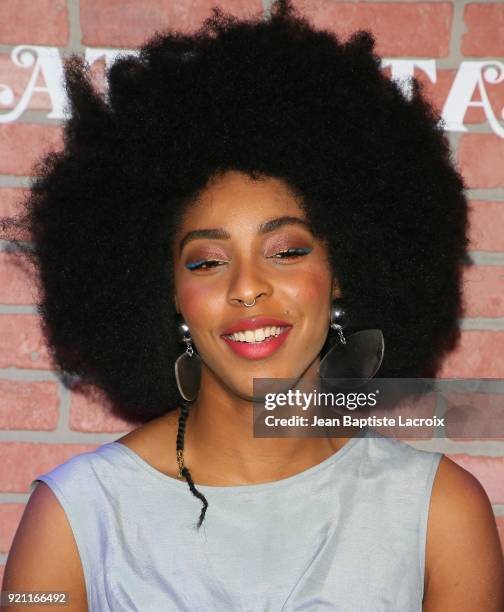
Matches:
[458,134,504,189]
[0,0,68,46]
[0,380,59,430]
[413,67,454,119]
[439,331,504,378]
[0,188,32,244]
[0,251,39,305]
[70,391,133,433]
[0,188,29,219]
[468,201,504,252]
[88,58,107,97]
[462,265,504,318]
[447,454,504,504]
[0,123,63,177]
[462,3,504,57]
[0,314,51,369]
[0,442,98,492]
[293,1,452,57]
[80,0,262,48]
[0,503,25,553]
[444,392,504,442]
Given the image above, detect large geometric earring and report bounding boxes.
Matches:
[318,298,385,384]
[174,315,202,402]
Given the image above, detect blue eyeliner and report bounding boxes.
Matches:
[185,259,211,270]
[185,247,312,270]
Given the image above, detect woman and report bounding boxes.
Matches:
[2,0,503,610]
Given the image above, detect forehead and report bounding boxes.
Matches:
[182,170,305,225]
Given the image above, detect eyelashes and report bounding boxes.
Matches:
[185,259,221,271]
[185,247,312,271]
[270,247,312,260]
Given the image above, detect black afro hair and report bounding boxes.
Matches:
[1,0,471,426]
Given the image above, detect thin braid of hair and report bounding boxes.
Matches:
[176,401,209,529]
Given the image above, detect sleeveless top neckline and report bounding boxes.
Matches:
[106,424,370,495]
[31,423,442,610]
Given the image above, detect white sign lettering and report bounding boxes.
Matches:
[1,46,502,138]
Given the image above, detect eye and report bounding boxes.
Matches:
[185,259,226,271]
[270,247,312,260]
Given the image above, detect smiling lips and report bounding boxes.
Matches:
[220,316,293,360]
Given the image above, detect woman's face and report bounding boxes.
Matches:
[172,170,340,401]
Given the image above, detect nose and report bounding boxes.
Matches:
[227,257,272,307]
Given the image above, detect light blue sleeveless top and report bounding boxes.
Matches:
[30,426,443,611]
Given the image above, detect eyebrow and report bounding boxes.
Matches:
[178,215,311,255]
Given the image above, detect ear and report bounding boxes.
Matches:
[331,279,342,300]
[174,294,180,314]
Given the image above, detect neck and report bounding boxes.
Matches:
[178,361,356,487]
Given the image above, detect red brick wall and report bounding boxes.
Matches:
[1,0,503,582]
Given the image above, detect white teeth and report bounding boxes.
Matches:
[255,328,265,341]
[225,326,288,343]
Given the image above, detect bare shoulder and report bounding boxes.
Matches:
[2,481,88,611]
[423,454,504,611]
[115,408,181,477]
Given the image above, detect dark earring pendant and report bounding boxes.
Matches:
[318,298,385,385]
[174,319,202,402]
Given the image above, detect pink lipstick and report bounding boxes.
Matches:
[221,316,292,360]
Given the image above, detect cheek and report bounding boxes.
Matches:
[288,266,331,304]
[176,278,225,328]
[286,267,332,334]
[299,281,328,303]
[177,283,212,320]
